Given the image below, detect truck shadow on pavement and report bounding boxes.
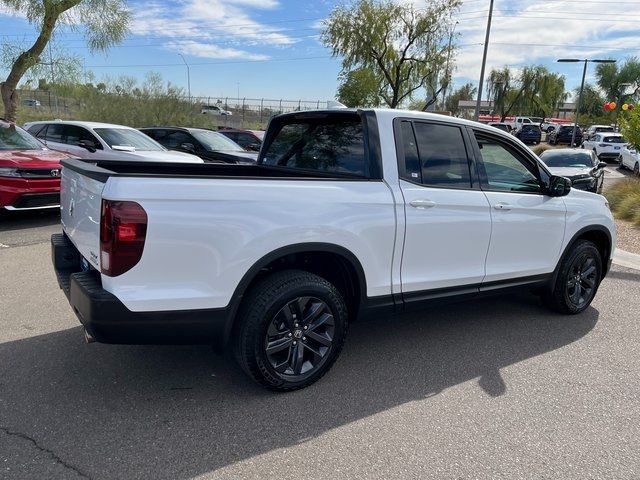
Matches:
[0,293,598,479]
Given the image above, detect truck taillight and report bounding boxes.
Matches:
[100,200,147,276]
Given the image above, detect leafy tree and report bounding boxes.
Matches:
[337,68,381,107]
[595,58,640,104]
[619,108,640,150]
[0,0,129,122]
[322,0,460,108]
[445,83,476,115]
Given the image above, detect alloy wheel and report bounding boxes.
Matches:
[566,253,598,309]
[264,296,335,379]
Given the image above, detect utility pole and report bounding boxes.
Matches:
[557,58,616,146]
[474,0,494,121]
[178,53,191,106]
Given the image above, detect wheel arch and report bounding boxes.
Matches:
[222,243,368,348]
[551,225,613,287]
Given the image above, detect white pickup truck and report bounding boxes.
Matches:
[52,109,615,391]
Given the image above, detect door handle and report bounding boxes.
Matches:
[410,199,436,209]
[493,202,512,211]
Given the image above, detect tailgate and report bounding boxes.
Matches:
[60,165,105,270]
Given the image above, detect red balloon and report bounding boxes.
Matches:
[604,102,611,110]
[629,104,635,111]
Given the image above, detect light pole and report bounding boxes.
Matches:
[178,53,191,105]
[474,0,495,120]
[557,58,616,147]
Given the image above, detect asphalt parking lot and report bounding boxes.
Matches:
[1,177,640,479]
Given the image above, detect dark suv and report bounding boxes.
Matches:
[549,125,583,146]
[140,127,258,164]
[515,124,542,144]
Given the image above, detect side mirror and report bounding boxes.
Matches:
[180,142,196,153]
[547,175,572,197]
[596,161,607,170]
[246,143,261,152]
[78,139,97,153]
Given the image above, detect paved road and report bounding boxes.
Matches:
[1,217,640,478]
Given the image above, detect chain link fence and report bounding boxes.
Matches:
[16,89,332,130]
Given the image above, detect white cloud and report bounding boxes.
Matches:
[129,0,294,60]
[166,40,269,61]
[453,0,639,82]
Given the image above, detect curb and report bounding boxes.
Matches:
[613,248,640,270]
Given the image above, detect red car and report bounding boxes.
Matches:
[0,119,70,211]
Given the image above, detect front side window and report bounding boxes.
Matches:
[63,125,103,149]
[475,134,541,193]
[413,122,471,188]
[164,131,194,149]
[261,115,365,176]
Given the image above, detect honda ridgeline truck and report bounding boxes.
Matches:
[52,109,615,390]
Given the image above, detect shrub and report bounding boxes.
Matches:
[530,143,556,156]
[605,178,640,226]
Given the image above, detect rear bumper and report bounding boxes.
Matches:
[597,152,621,161]
[51,233,230,347]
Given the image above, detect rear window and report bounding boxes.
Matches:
[603,136,625,144]
[560,126,581,134]
[260,115,365,176]
[522,125,541,133]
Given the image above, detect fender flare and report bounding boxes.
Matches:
[550,225,613,288]
[221,242,368,346]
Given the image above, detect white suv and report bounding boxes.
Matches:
[619,146,640,176]
[582,132,627,162]
[24,121,203,163]
[201,105,232,116]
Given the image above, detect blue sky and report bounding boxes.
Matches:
[1,0,638,103]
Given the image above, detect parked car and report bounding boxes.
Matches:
[22,99,41,108]
[541,120,559,133]
[488,122,512,133]
[548,124,583,146]
[201,105,232,116]
[539,148,606,193]
[0,119,70,211]
[584,124,614,141]
[514,124,542,144]
[619,146,640,176]
[218,129,264,152]
[582,132,627,162]
[23,121,203,163]
[52,108,615,391]
[140,127,257,164]
[505,116,532,132]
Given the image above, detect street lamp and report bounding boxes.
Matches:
[557,58,616,146]
[178,53,191,106]
[474,0,495,120]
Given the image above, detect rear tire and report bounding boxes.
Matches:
[234,270,348,391]
[634,162,640,177]
[545,240,602,314]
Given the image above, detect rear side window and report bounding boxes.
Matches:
[412,122,471,188]
[261,115,365,176]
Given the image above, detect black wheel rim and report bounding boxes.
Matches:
[264,296,335,379]
[566,253,598,308]
[635,163,639,176]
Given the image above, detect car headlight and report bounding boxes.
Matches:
[0,167,20,177]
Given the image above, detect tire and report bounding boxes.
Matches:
[634,162,640,177]
[234,269,348,391]
[545,240,602,314]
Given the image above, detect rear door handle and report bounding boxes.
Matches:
[410,199,436,209]
[493,202,512,211]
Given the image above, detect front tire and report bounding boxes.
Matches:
[545,240,602,314]
[634,162,640,177]
[234,270,348,391]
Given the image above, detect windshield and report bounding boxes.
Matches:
[191,130,244,152]
[0,122,44,151]
[560,126,581,134]
[603,136,626,144]
[541,151,594,168]
[94,128,164,151]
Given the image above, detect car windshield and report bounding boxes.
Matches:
[94,128,164,151]
[603,136,625,143]
[560,126,581,134]
[191,130,244,152]
[541,151,594,168]
[0,122,43,151]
